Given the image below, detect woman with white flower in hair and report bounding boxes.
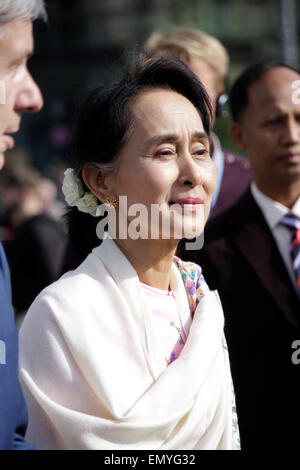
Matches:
[19,49,240,450]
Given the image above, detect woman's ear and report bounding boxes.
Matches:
[230,122,247,150]
[81,163,111,204]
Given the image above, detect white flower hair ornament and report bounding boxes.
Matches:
[62,168,102,217]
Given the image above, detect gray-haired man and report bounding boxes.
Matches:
[0,0,46,449]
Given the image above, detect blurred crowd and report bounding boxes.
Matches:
[0,151,67,325]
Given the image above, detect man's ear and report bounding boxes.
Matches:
[81,163,111,204]
[230,122,247,150]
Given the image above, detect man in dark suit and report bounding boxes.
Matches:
[146,27,252,219]
[178,61,300,449]
[0,0,45,449]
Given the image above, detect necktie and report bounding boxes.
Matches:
[281,213,300,288]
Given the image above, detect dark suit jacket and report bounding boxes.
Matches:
[4,213,67,313]
[0,243,35,449]
[177,188,300,450]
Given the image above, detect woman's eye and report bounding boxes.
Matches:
[193,147,209,157]
[154,148,176,158]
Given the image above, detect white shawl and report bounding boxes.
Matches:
[19,238,239,450]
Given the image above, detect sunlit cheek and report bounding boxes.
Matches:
[205,163,218,194]
[197,166,216,221]
[203,203,211,224]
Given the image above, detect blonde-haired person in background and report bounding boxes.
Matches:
[146,27,251,220]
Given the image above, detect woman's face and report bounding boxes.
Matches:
[105,88,217,241]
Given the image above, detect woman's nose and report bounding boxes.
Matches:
[178,153,203,187]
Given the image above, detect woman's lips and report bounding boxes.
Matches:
[170,198,204,205]
[169,198,204,212]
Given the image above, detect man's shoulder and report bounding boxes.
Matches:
[0,243,12,308]
[222,149,251,172]
[221,149,252,191]
[222,149,252,189]
[0,245,32,449]
[210,148,252,219]
[0,242,10,284]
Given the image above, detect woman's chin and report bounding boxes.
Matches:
[172,213,205,240]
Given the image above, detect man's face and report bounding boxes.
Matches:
[0,18,43,170]
[232,67,300,189]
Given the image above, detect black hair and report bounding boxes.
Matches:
[229,60,300,122]
[65,48,213,265]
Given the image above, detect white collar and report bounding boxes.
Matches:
[251,181,300,229]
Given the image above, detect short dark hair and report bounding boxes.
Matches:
[65,48,213,263]
[229,60,300,122]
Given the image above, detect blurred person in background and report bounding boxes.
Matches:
[38,176,66,221]
[0,0,46,449]
[146,27,251,219]
[182,61,300,449]
[0,157,67,323]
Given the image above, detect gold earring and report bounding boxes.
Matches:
[105,196,118,208]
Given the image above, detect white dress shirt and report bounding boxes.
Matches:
[251,182,300,299]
